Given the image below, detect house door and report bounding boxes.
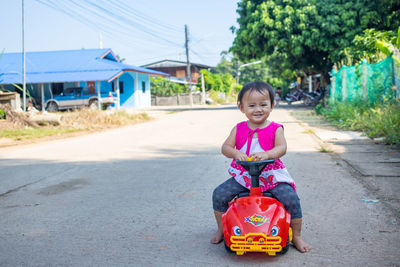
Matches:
[87,81,96,94]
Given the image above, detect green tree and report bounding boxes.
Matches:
[199,69,236,95]
[231,0,399,83]
[150,77,185,96]
[346,28,398,64]
[214,51,295,89]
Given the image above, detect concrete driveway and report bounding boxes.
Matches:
[0,105,398,266]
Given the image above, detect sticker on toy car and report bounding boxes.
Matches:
[244,214,270,227]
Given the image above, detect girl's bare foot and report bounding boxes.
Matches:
[292,236,312,253]
[210,229,224,244]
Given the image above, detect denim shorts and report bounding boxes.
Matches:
[212,177,302,219]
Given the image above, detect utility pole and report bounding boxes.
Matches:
[185,24,193,107]
[22,0,26,112]
[99,32,103,49]
[201,72,206,105]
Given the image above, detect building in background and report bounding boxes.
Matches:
[141,59,211,84]
[0,49,167,110]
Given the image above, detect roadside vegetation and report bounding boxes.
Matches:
[150,68,240,104]
[316,101,400,145]
[0,107,150,142]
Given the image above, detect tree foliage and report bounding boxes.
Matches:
[150,77,186,96]
[214,51,295,89]
[231,0,400,80]
[199,69,236,94]
[346,28,398,64]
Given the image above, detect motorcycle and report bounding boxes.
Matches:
[284,89,306,105]
[303,89,325,106]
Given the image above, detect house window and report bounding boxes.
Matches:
[176,69,185,79]
[142,81,146,93]
[112,81,124,94]
[119,81,124,94]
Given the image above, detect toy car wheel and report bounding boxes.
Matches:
[277,236,289,255]
[46,102,58,112]
[224,241,234,253]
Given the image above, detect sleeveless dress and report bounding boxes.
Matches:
[228,121,296,192]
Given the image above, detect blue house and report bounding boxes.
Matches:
[0,48,167,110]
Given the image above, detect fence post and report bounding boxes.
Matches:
[342,68,347,102]
[362,61,368,102]
[330,68,336,104]
[393,49,400,100]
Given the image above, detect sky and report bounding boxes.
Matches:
[0,0,240,67]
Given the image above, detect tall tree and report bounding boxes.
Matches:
[231,0,400,83]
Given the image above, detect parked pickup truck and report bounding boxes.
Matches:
[45,87,117,112]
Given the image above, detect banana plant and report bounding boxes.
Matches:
[376,26,400,64]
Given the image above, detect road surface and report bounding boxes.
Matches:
[0,106,398,266]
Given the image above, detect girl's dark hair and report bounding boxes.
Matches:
[237,81,275,106]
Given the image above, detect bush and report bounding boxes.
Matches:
[150,77,186,96]
[0,109,5,120]
[199,69,236,95]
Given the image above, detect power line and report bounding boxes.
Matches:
[35,0,183,48]
[33,0,226,65]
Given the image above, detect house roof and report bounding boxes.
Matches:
[0,48,168,85]
[141,59,212,69]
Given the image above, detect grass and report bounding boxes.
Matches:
[319,146,333,153]
[289,99,400,147]
[0,109,151,141]
[319,101,400,145]
[0,127,80,140]
[302,129,315,134]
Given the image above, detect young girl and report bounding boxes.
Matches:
[210,81,311,253]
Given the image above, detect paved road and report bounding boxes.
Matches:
[0,106,398,266]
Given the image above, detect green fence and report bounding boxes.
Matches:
[330,54,400,104]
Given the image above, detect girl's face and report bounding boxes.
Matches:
[239,90,274,127]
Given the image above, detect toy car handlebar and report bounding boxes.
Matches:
[235,160,275,188]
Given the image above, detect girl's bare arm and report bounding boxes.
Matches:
[221,126,248,161]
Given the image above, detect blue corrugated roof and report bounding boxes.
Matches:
[0,48,168,84]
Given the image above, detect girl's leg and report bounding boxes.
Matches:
[268,183,311,252]
[211,210,224,244]
[211,178,248,244]
[291,218,311,253]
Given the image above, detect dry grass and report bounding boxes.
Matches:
[0,108,151,142]
[60,109,150,130]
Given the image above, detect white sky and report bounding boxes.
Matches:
[0,0,239,67]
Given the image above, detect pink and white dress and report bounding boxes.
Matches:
[228,121,296,192]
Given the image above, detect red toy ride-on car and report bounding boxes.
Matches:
[222,159,293,256]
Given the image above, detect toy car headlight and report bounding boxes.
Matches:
[270,226,279,236]
[233,226,241,236]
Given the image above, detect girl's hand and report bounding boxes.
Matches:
[234,151,248,161]
[249,152,270,161]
